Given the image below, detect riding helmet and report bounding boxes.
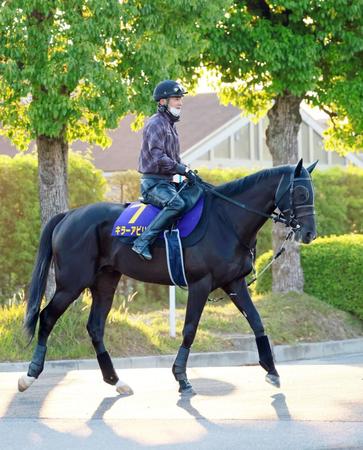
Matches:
[153,80,187,102]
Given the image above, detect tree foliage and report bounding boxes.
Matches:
[204,0,363,152]
[0,0,227,148]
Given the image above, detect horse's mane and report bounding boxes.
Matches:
[215,166,290,196]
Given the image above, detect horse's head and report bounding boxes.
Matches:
[275,159,317,244]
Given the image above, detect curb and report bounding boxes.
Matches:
[1,337,362,373]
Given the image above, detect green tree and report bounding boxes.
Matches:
[0,0,225,226]
[204,0,363,292]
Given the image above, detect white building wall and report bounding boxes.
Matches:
[184,110,355,170]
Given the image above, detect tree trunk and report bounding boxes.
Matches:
[36,134,69,299]
[266,93,304,293]
[37,134,69,225]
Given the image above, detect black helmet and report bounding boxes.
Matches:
[153,80,187,102]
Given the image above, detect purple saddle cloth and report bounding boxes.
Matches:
[112,197,204,239]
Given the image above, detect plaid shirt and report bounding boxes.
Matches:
[138,111,185,176]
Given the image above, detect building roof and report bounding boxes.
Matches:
[0,93,240,172]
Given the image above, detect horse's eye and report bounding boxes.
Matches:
[293,186,309,204]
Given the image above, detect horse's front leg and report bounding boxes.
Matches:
[223,278,280,387]
[172,275,211,395]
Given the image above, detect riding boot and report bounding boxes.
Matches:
[132,207,181,260]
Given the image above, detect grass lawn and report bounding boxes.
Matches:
[0,289,362,362]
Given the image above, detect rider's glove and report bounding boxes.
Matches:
[185,169,198,185]
[175,163,188,176]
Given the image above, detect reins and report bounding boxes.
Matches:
[193,169,315,297]
[200,181,288,226]
[197,168,316,233]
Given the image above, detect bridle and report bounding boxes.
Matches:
[194,166,317,296]
[274,170,316,231]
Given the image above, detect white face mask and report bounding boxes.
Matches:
[169,106,181,117]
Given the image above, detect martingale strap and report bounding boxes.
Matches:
[247,230,294,287]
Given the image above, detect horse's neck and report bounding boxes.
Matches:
[225,171,283,247]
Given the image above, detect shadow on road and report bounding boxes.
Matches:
[270,393,292,420]
[89,395,125,420]
[176,377,235,429]
[191,377,236,397]
[0,371,144,449]
[2,372,67,419]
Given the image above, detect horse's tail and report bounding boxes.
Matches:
[24,212,67,340]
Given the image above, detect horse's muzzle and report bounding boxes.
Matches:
[303,231,316,244]
[294,229,316,244]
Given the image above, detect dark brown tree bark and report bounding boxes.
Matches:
[266,92,304,293]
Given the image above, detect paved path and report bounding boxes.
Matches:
[1,353,362,449]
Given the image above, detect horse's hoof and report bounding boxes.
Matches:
[115,380,133,396]
[178,379,196,396]
[265,373,280,388]
[179,386,197,396]
[18,375,35,392]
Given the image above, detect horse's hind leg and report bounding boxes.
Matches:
[87,270,133,395]
[223,278,280,388]
[18,288,81,392]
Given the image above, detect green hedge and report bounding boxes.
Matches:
[0,152,106,302]
[253,234,363,320]
[107,166,363,257]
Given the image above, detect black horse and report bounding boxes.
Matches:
[18,159,317,395]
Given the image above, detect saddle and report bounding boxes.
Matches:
[111,181,209,247]
[111,196,204,240]
[111,183,210,287]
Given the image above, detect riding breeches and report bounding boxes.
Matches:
[133,177,187,249]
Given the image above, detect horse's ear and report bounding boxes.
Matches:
[306,160,319,174]
[294,158,303,177]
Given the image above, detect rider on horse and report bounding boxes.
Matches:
[132,80,197,261]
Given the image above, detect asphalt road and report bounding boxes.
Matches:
[1,353,362,450]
